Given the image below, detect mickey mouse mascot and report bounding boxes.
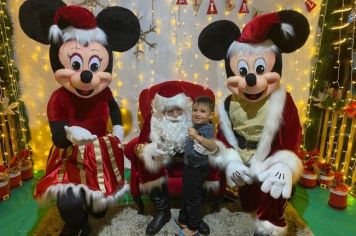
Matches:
[198,11,309,236]
[19,0,140,235]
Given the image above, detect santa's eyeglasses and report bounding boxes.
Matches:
[164,107,184,118]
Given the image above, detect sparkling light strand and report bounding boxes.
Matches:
[303,1,328,145]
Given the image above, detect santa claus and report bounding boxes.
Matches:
[131,82,212,235]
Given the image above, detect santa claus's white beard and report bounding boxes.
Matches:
[150,112,192,154]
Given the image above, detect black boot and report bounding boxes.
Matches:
[253,231,270,236]
[145,187,171,235]
[199,220,210,235]
[59,221,90,236]
[57,189,91,236]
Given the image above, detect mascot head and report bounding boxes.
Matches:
[198,10,309,102]
[19,0,140,98]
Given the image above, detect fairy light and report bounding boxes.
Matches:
[303,1,328,144]
[0,0,29,164]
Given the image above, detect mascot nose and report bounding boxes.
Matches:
[245,73,257,87]
[80,70,93,83]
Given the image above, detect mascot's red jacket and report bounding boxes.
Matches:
[19,0,140,213]
[198,10,309,236]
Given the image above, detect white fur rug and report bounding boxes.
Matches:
[33,200,314,236]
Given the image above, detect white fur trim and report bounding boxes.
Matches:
[141,143,165,173]
[281,23,295,39]
[203,180,220,193]
[37,183,129,213]
[262,150,303,184]
[219,87,286,164]
[227,40,278,58]
[9,170,21,178]
[330,188,348,196]
[49,26,107,45]
[139,177,165,194]
[253,87,286,162]
[255,219,287,236]
[319,175,334,181]
[0,180,9,187]
[218,100,238,149]
[208,140,242,169]
[49,25,63,43]
[301,173,317,180]
[152,93,191,113]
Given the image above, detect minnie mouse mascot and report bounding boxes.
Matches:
[19,0,140,235]
[198,11,309,235]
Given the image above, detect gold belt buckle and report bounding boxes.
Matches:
[320,183,328,189]
[2,194,9,201]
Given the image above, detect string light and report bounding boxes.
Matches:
[303,2,328,134]
[7,0,326,171]
[0,0,30,167]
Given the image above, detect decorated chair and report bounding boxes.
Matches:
[124,80,226,214]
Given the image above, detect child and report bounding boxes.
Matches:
[176,96,217,236]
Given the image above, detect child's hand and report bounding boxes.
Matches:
[188,127,199,140]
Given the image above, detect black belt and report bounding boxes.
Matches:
[233,131,258,150]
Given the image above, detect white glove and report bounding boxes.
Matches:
[152,142,169,159]
[226,161,252,187]
[112,125,124,143]
[193,141,217,155]
[258,163,293,199]
[64,126,97,146]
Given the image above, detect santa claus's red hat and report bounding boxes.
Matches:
[49,5,107,45]
[152,83,190,113]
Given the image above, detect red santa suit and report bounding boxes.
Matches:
[35,87,128,210]
[125,82,222,196]
[214,87,302,232]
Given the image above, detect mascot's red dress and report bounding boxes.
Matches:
[198,10,310,236]
[19,1,140,235]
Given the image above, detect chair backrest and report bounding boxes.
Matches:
[138,80,215,121]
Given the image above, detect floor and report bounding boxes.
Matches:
[0,171,355,236]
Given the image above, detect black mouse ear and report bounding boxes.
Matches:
[270,10,310,53]
[96,6,140,52]
[198,20,241,61]
[19,0,66,45]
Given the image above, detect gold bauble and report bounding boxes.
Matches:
[120,107,133,136]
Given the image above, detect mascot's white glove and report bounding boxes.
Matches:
[226,161,253,187]
[64,126,97,146]
[112,125,124,143]
[193,141,217,155]
[258,163,293,199]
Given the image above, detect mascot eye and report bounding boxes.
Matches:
[254,58,266,75]
[89,56,101,72]
[237,60,248,77]
[70,54,83,71]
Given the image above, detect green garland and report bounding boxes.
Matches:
[304,0,352,150]
[0,0,31,153]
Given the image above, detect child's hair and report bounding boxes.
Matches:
[193,96,215,112]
